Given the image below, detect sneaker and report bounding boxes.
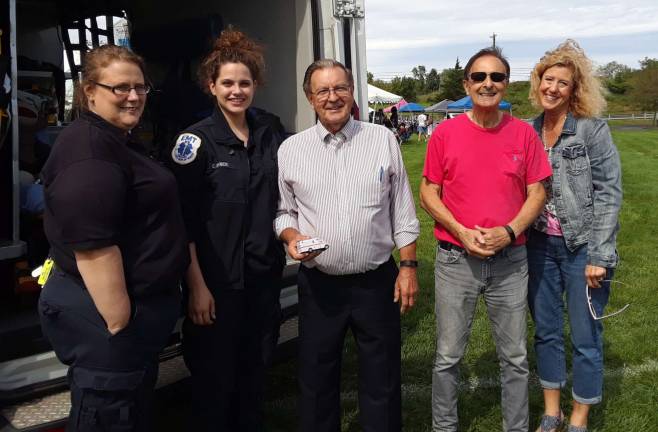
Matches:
[567,425,587,432]
[535,411,564,432]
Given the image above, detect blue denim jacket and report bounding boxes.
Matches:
[532,112,622,268]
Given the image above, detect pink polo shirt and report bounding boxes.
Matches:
[423,113,551,246]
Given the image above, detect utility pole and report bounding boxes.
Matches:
[490,32,497,48]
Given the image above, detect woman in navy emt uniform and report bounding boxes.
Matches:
[168,29,286,431]
[39,45,189,431]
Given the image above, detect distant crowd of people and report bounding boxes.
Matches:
[371,106,436,144]
[38,31,621,432]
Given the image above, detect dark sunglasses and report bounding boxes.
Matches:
[468,72,507,83]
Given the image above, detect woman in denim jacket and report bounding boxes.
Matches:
[527,40,622,432]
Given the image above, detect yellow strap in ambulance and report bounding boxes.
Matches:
[37,258,54,286]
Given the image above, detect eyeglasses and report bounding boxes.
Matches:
[311,85,352,101]
[91,81,151,96]
[468,72,508,83]
[587,280,630,320]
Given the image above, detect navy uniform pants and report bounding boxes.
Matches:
[182,276,282,432]
[39,268,180,431]
[297,258,402,432]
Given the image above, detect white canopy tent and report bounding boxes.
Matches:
[367,84,403,104]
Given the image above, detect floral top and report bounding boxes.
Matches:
[533,148,563,236]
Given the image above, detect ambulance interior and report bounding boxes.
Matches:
[0,0,313,398]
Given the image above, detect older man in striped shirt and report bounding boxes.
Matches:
[275,59,420,432]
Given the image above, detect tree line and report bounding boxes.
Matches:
[368,57,658,111]
[598,58,658,111]
[368,58,466,103]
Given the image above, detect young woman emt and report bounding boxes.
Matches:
[168,29,287,431]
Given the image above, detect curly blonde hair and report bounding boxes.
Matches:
[529,39,606,117]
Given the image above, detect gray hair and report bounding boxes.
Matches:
[302,59,354,95]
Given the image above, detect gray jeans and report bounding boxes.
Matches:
[432,244,529,432]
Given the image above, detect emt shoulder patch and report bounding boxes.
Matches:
[172,133,202,165]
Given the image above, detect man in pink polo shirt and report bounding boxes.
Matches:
[419,47,551,432]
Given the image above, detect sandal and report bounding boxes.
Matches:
[535,411,564,432]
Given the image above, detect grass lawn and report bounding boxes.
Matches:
[264,124,658,431]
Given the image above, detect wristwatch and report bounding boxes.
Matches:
[503,225,516,242]
[399,260,418,268]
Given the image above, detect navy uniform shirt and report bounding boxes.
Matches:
[168,106,286,290]
[41,111,190,297]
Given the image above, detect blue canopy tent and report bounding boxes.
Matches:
[446,96,511,111]
[398,102,425,112]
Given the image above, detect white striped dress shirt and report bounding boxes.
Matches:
[275,118,420,275]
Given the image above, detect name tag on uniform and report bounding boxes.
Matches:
[211,161,231,169]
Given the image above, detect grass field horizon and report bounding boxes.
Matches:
[262,122,658,431]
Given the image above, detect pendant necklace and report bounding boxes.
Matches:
[541,114,567,158]
[541,127,553,158]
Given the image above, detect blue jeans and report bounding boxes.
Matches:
[527,230,611,404]
[432,244,529,432]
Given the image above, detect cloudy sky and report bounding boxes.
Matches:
[364,0,658,81]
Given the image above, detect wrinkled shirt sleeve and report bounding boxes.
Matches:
[388,131,420,249]
[526,130,552,185]
[274,144,299,237]
[587,121,622,268]
[422,130,444,185]
[167,136,208,243]
[46,159,127,250]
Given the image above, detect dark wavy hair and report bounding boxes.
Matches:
[197,28,265,91]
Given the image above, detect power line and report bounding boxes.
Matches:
[371,69,534,79]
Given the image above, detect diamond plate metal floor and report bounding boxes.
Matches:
[0,316,298,430]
